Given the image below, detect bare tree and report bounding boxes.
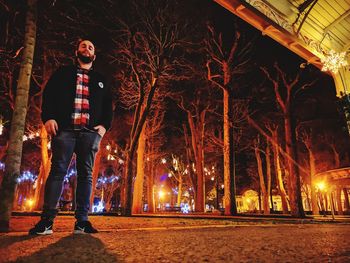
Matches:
[266,124,289,213]
[177,88,211,212]
[260,62,315,217]
[168,154,188,206]
[112,1,191,215]
[132,106,165,214]
[298,128,319,215]
[0,0,37,232]
[206,23,253,215]
[253,136,270,214]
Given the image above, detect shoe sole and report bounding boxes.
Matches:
[73,230,87,234]
[73,230,98,234]
[30,230,53,235]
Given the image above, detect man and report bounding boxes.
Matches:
[29,39,113,235]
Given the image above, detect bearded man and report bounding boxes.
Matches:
[29,39,113,235]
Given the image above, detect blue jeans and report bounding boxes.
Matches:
[42,129,101,221]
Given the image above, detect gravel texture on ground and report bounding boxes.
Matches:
[0,216,349,262]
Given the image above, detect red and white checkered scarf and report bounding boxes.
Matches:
[72,68,90,129]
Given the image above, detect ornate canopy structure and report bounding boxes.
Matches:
[315,167,350,186]
[214,0,350,131]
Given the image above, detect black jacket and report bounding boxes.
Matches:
[41,65,113,130]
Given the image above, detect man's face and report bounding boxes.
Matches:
[76,40,96,64]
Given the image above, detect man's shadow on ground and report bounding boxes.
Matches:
[0,233,37,249]
[2,234,120,262]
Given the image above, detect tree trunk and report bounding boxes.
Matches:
[146,167,155,213]
[0,0,37,232]
[124,152,134,216]
[177,175,183,206]
[223,88,237,215]
[124,80,157,216]
[132,126,146,214]
[308,149,319,215]
[147,151,156,213]
[330,145,340,168]
[120,173,126,211]
[284,113,305,217]
[266,143,272,213]
[272,130,289,213]
[12,186,19,210]
[185,105,206,212]
[183,124,196,194]
[33,125,51,210]
[254,146,269,214]
[194,144,205,212]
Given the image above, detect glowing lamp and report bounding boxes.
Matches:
[321,50,348,73]
[0,162,5,171]
[27,199,34,207]
[158,190,165,199]
[316,182,327,191]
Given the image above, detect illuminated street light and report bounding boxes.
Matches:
[316,182,327,191]
[158,190,165,199]
[26,199,34,210]
[211,176,215,181]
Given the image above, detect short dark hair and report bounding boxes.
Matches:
[76,38,95,51]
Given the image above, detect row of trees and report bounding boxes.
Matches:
[0,0,349,232]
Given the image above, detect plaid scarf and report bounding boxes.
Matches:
[72,68,90,129]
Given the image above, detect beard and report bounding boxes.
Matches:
[77,51,94,64]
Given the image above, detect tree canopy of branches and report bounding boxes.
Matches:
[111,0,192,215]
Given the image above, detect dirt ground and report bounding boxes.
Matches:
[1,215,349,262]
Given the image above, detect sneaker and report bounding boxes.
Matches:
[28,219,53,235]
[74,220,98,234]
